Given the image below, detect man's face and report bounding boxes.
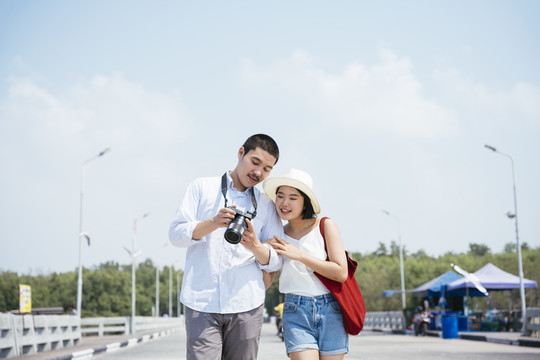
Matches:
[236,146,276,190]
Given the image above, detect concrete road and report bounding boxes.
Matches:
[91,322,540,360]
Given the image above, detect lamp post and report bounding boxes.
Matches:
[76,147,111,317]
[382,209,406,309]
[484,144,526,334]
[126,212,149,333]
[149,243,169,318]
[177,271,181,317]
[169,259,182,318]
[169,266,173,317]
[155,267,160,317]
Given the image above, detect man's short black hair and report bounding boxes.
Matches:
[242,134,280,164]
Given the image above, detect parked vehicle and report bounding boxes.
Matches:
[413,307,432,336]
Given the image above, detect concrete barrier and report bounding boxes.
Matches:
[0,314,184,358]
[80,316,183,336]
[132,316,184,333]
[0,313,80,358]
[363,311,406,332]
[526,308,540,337]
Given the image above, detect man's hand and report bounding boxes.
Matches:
[212,207,237,228]
[192,207,236,240]
[240,219,270,265]
[240,218,261,250]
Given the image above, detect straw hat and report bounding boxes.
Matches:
[263,168,320,214]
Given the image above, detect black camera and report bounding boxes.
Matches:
[224,207,255,244]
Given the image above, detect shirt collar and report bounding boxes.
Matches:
[227,171,253,195]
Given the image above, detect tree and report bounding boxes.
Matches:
[468,243,491,256]
[373,242,387,257]
[503,242,516,253]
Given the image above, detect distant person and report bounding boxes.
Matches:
[263,168,349,359]
[169,134,284,360]
[68,305,77,316]
[274,302,284,336]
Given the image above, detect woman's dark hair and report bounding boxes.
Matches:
[276,186,316,219]
[242,134,279,164]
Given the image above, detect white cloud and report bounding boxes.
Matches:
[433,68,540,128]
[3,74,191,144]
[241,48,458,138]
[0,73,193,274]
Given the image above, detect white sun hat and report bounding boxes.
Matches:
[263,168,321,214]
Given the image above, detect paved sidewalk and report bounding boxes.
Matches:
[419,328,540,347]
[15,324,540,360]
[18,328,181,360]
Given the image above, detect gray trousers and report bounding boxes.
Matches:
[184,305,264,360]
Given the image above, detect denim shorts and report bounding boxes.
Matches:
[282,293,348,355]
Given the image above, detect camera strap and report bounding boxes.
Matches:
[221,173,257,219]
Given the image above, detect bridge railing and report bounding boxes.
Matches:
[80,316,184,335]
[80,317,129,336]
[363,311,406,331]
[526,308,540,337]
[0,314,184,359]
[0,313,80,358]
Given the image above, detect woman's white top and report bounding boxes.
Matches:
[279,224,330,297]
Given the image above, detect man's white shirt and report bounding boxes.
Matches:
[169,172,283,314]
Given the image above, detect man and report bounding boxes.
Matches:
[169,134,283,360]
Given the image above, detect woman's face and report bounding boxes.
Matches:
[275,186,304,221]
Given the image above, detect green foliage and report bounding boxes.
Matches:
[1,246,539,318]
[0,258,183,318]
[469,243,491,256]
[264,271,282,317]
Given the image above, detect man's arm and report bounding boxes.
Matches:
[169,179,207,247]
[192,207,237,240]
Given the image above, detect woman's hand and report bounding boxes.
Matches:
[270,235,304,261]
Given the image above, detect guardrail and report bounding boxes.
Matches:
[526,308,540,337]
[0,313,80,358]
[0,314,184,359]
[80,316,184,336]
[363,311,406,331]
[80,317,129,336]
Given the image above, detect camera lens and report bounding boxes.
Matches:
[224,216,246,244]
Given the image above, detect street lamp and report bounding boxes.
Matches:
[76,147,111,317]
[177,270,181,317]
[169,259,183,318]
[147,242,169,317]
[124,212,149,333]
[169,266,173,317]
[484,144,527,334]
[382,209,406,309]
[155,267,160,318]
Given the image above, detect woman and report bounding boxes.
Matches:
[263,168,349,360]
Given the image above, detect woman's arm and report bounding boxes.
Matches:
[262,271,275,290]
[270,219,348,283]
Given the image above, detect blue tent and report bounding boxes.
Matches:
[446,263,538,297]
[413,271,463,297]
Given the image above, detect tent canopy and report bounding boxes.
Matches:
[446,263,538,296]
[413,271,463,297]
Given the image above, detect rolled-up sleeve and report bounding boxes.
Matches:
[169,180,205,247]
[256,195,284,272]
[257,243,282,272]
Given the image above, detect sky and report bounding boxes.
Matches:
[1,1,539,276]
